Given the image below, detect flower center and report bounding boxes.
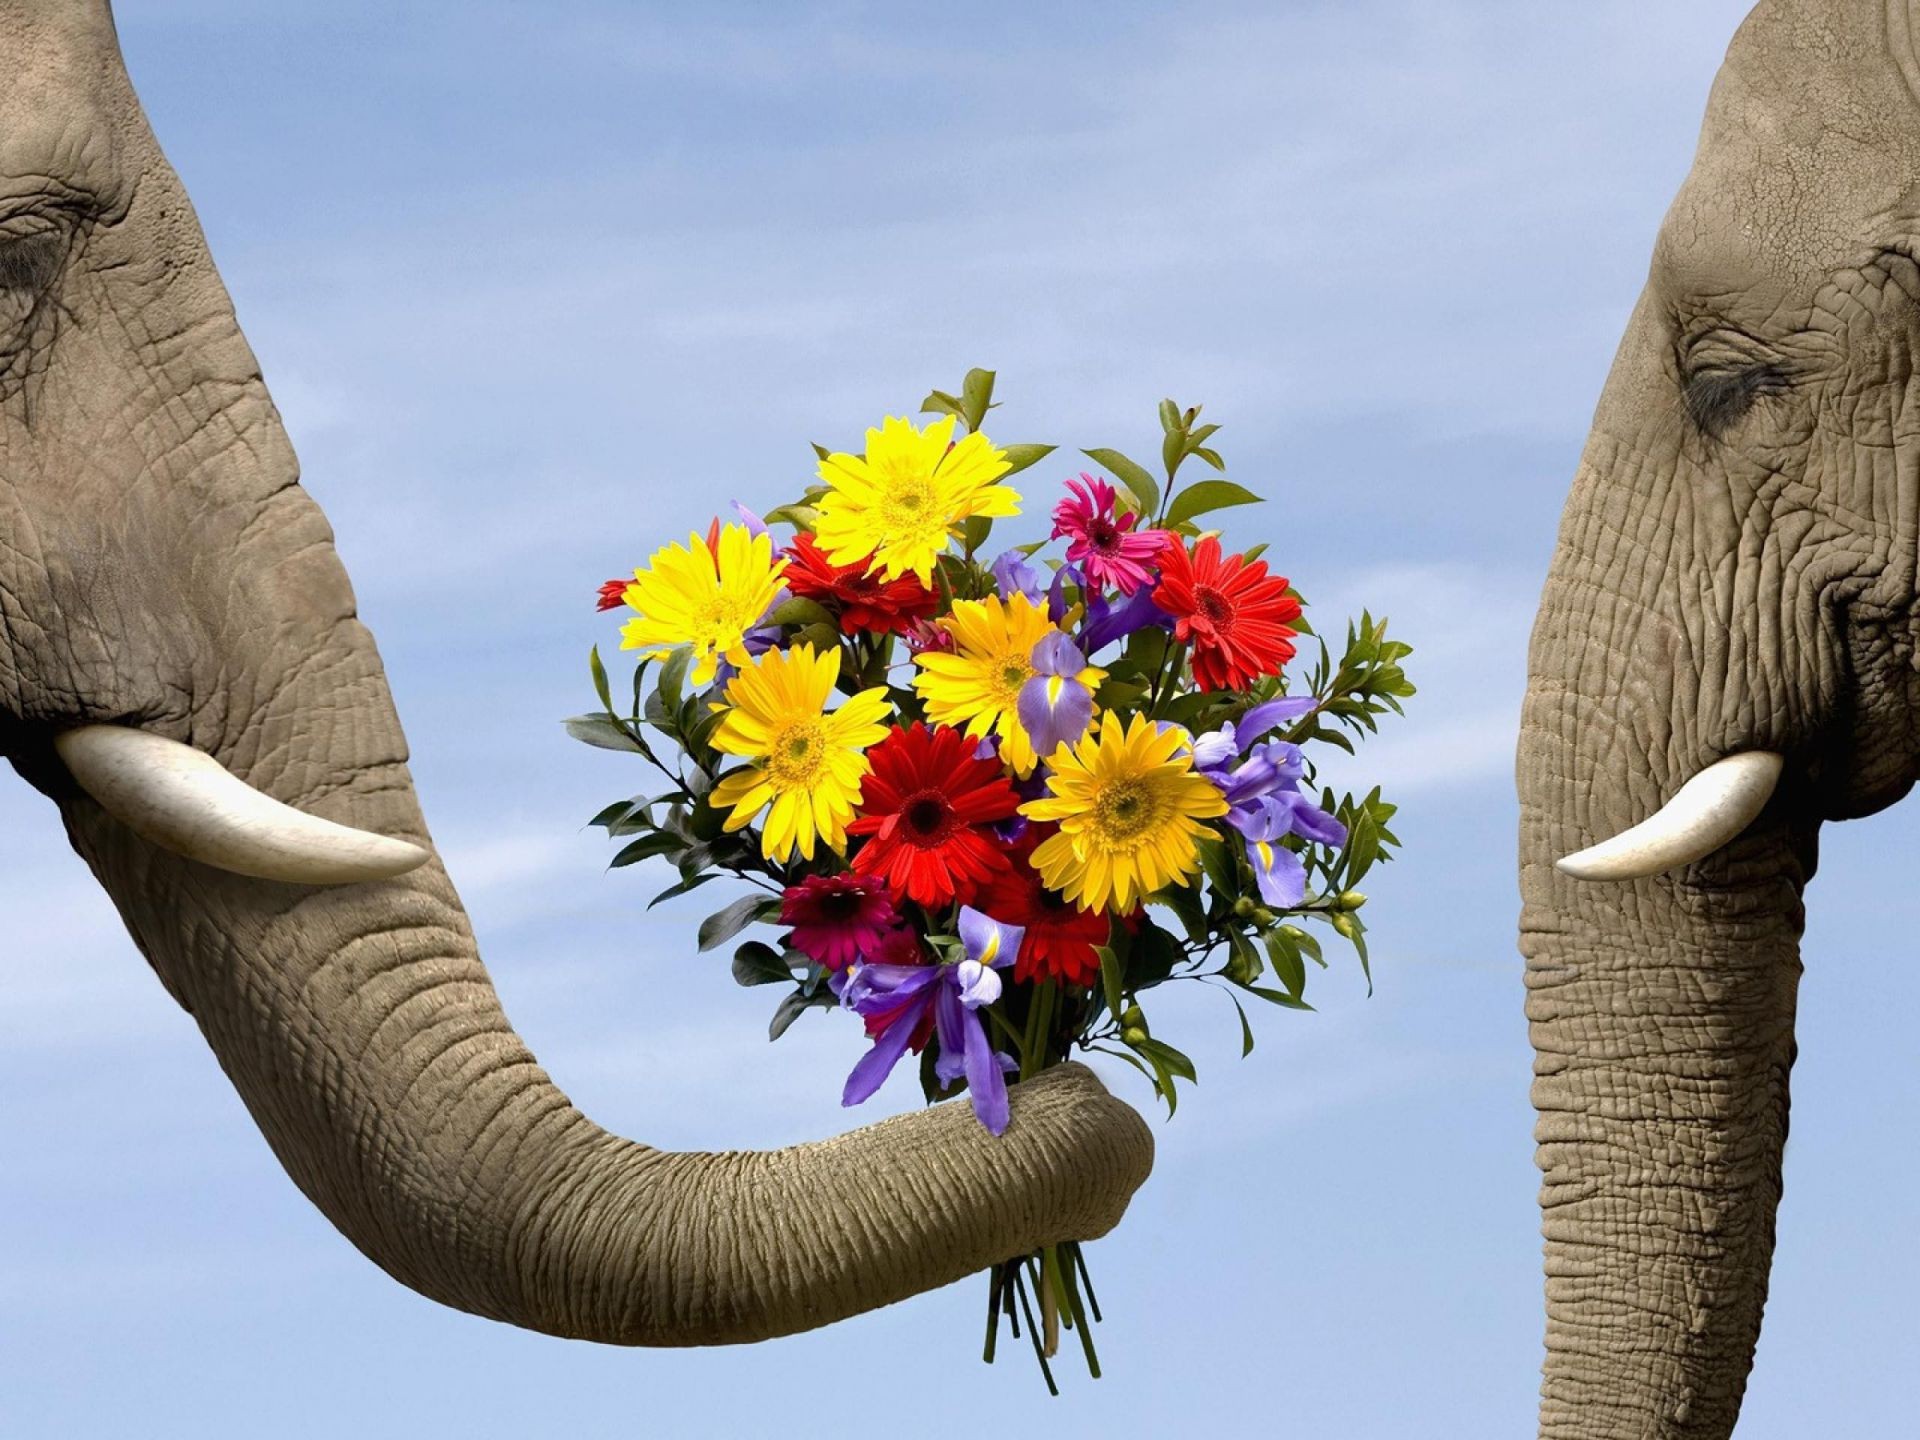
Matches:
[767,719,828,785]
[876,467,946,547]
[818,888,863,922]
[1091,777,1162,846]
[987,650,1034,706]
[1088,518,1122,550]
[692,592,757,646]
[901,789,958,845]
[1194,584,1234,629]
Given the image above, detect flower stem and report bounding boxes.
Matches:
[982,1261,1004,1364]
[1011,1259,1058,1396]
[1019,980,1058,1082]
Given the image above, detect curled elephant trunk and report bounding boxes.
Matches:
[47,587,1153,1346]
[0,0,1152,1346]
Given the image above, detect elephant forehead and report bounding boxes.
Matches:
[0,1,137,217]
[1654,0,1920,299]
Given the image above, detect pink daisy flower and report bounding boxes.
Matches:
[778,874,901,972]
[1050,473,1169,595]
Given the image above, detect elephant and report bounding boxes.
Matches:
[0,0,1151,1346]
[1520,0,1920,1434]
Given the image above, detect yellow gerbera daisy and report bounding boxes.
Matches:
[913,593,1106,777]
[619,524,787,687]
[1019,709,1229,911]
[709,644,891,862]
[813,414,1020,583]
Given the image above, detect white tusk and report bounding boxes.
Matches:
[1556,750,1784,882]
[55,724,431,885]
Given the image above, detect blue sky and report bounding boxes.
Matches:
[5,3,1917,1435]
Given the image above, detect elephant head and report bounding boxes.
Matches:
[1520,0,1920,1433]
[0,0,1151,1343]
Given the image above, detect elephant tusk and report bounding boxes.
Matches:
[1555,750,1784,882]
[54,723,431,884]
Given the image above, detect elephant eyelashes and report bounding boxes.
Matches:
[1682,360,1789,438]
[0,229,65,296]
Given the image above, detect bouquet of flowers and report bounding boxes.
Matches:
[569,370,1412,1388]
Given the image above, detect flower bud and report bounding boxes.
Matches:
[1333,912,1360,940]
[1225,950,1258,986]
[1252,907,1275,927]
[1232,895,1256,918]
[1121,1025,1149,1045]
[1337,890,1368,911]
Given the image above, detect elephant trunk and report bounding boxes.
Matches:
[38,466,1151,1344]
[1520,549,1811,1437]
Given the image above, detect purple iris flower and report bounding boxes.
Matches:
[1017,630,1096,764]
[1046,560,1079,626]
[990,548,1046,604]
[730,500,769,537]
[1079,583,1173,654]
[1192,698,1345,908]
[838,906,1023,1134]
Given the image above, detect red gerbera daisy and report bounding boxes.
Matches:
[848,722,1021,906]
[778,873,900,972]
[1152,535,1301,691]
[975,825,1115,987]
[782,533,941,636]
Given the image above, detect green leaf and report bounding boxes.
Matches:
[589,645,615,716]
[762,502,819,531]
[1263,927,1308,997]
[920,389,964,422]
[1157,398,1182,435]
[1098,938,1126,1030]
[610,832,685,868]
[1124,922,1182,991]
[769,986,833,1041]
[731,940,796,987]
[647,872,717,909]
[998,443,1056,477]
[656,646,693,712]
[959,367,997,431]
[1132,1038,1197,1083]
[1153,880,1210,946]
[1082,448,1161,519]
[1161,426,1184,481]
[1163,479,1261,529]
[1194,832,1238,899]
[771,596,835,629]
[962,514,994,554]
[1282,923,1325,968]
[589,797,645,829]
[1225,989,1256,1057]
[697,894,779,952]
[1247,984,1315,1011]
[563,714,645,753]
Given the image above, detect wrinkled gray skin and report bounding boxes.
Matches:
[1521,0,1920,1434]
[0,1,1152,1344]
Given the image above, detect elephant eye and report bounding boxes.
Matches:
[1683,360,1789,437]
[0,226,69,372]
[0,228,66,296]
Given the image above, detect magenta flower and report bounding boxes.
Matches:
[779,874,901,972]
[1050,473,1169,595]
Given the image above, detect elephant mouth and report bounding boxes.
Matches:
[1554,749,1785,882]
[53,722,429,884]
